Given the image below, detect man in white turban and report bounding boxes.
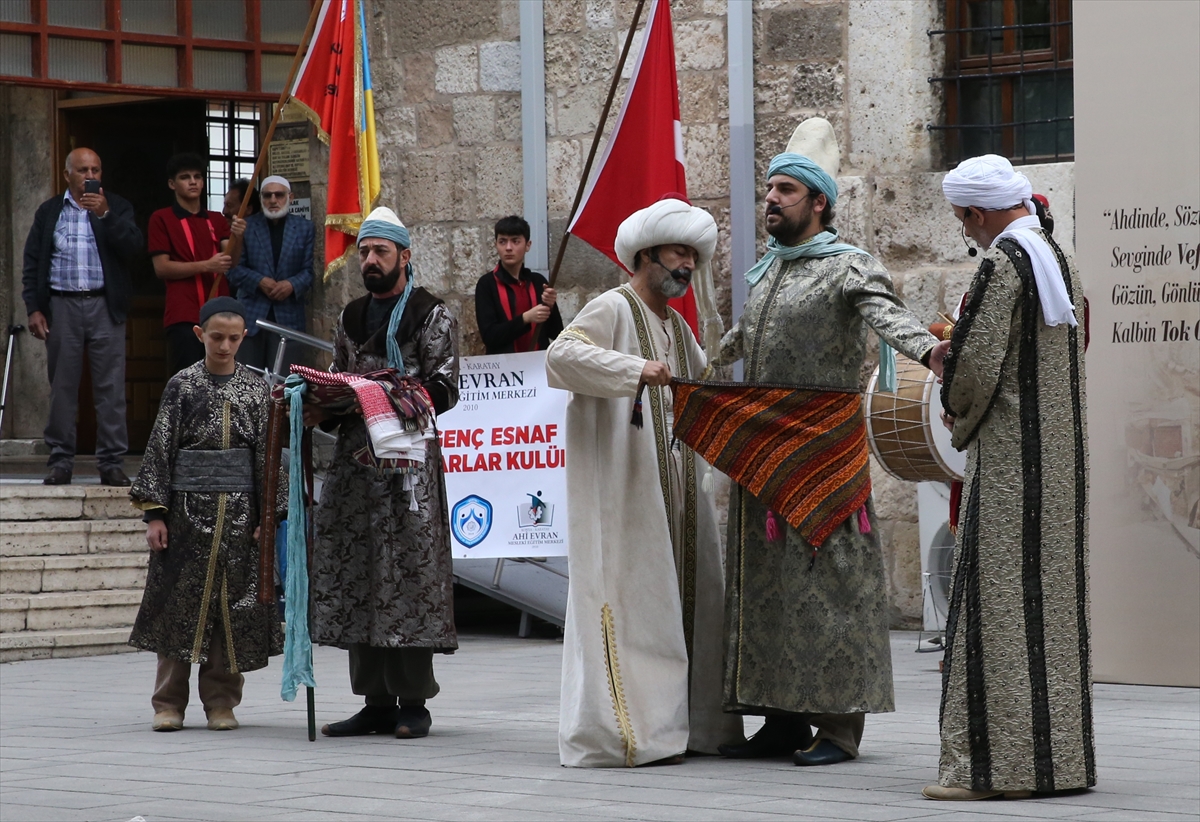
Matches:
[546,196,743,767]
[925,157,1093,800]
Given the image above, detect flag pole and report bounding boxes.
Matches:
[545,0,647,288]
[225,0,325,264]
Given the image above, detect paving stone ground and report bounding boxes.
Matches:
[1,631,1197,822]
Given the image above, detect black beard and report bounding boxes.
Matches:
[362,261,402,294]
[766,208,815,246]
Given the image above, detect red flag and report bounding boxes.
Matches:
[289,0,380,278]
[568,0,699,335]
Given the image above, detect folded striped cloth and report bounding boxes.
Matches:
[672,379,871,548]
[284,365,435,466]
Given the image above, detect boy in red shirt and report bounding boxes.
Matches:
[147,153,245,375]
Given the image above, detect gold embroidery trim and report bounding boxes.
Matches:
[559,327,596,346]
[601,603,636,767]
[190,401,232,663]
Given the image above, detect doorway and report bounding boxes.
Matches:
[59,95,206,453]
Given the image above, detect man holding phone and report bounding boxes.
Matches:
[21,147,143,486]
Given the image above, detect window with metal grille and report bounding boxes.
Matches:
[206,101,261,213]
[929,0,1074,167]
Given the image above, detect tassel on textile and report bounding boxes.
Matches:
[857,504,871,534]
[765,510,782,542]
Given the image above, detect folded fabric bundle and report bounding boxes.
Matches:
[282,365,435,470]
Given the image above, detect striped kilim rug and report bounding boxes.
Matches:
[672,379,871,546]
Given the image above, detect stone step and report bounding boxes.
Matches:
[0,627,137,662]
[1,554,148,594]
[0,484,141,522]
[0,589,143,633]
[0,518,144,558]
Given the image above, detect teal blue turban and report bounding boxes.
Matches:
[357,206,411,249]
[767,153,838,207]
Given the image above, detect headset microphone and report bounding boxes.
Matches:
[961,224,978,257]
[650,249,693,283]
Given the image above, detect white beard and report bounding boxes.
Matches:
[263,204,289,220]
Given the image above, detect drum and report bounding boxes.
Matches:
[865,355,965,482]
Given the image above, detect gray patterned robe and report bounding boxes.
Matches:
[310,289,460,651]
[714,252,937,716]
[129,363,283,672]
[938,233,1094,792]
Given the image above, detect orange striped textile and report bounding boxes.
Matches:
[672,379,871,547]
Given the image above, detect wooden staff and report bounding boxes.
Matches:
[224,0,324,268]
[258,397,287,605]
[529,0,646,344]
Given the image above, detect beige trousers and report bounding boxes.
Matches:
[151,628,244,716]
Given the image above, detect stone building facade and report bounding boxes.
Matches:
[1,0,1076,627]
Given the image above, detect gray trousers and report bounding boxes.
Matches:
[349,644,439,707]
[804,712,865,758]
[44,295,127,471]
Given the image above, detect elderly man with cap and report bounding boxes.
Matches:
[546,196,743,768]
[924,156,1093,801]
[129,296,283,732]
[711,118,946,767]
[227,175,315,373]
[305,207,459,741]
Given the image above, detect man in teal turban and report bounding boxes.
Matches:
[306,205,461,741]
[711,118,947,767]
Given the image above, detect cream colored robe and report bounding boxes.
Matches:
[546,284,743,767]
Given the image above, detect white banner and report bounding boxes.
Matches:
[440,351,569,559]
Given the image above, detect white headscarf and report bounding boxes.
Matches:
[943,155,1077,327]
[615,198,723,356]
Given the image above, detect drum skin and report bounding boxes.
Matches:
[865,356,965,482]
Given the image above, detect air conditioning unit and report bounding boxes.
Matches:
[918,481,957,638]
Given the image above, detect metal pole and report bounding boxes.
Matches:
[0,325,25,436]
[520,0,549,274]
[727,0,756,381]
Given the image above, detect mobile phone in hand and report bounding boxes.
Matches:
[83,179,101,195]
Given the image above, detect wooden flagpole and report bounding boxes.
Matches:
[224,0,325,266]
[545,0,648,288]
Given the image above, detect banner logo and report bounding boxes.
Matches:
[517,491,554,528]
[451,495,493,548]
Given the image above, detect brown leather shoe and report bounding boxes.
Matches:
[43,466,72,485]
[99,467,131,487]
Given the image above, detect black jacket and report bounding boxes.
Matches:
[22,191,143,324]
[474,265,563,354]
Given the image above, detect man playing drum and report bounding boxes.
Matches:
[712,117,948,766]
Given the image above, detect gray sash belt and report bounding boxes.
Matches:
[170,449,255,492]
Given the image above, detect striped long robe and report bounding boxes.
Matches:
[940,232,1095,792]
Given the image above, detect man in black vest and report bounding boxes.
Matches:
[22,148,143,486]
[474,216,562,354]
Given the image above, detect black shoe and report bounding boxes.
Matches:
[321,705,401,737]
[393,706,431,739]
[43,466,72,485]
[99,467,131,487]
[718,716,813,759]
[792,739,853,766]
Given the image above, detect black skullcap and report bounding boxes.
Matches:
[198,296,247,326]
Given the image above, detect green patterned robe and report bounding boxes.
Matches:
[129,363,283,672]
[938,233,1094,792]
[714,252,937,716]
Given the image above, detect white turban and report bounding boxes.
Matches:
[615,198,723,355]
[261,175,291,191]
[942,155,1076,327]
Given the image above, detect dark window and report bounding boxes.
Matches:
[929,0,1073,166]
[0,0,310,100]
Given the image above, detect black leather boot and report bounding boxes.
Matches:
[321,704,402,737]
